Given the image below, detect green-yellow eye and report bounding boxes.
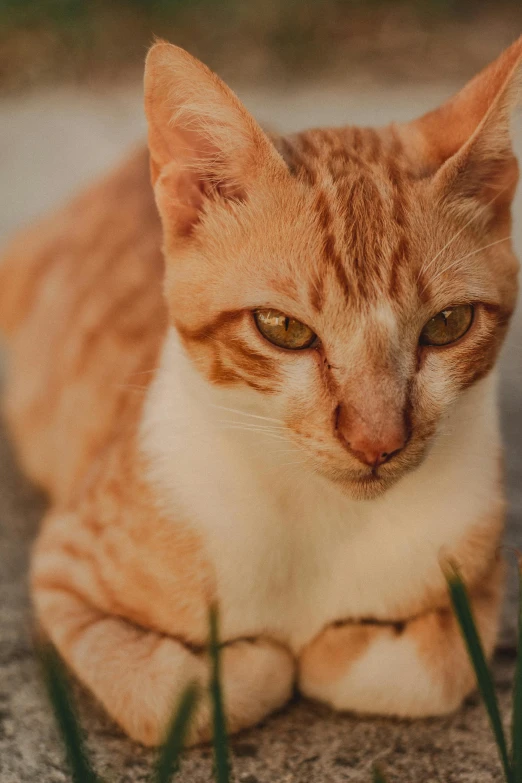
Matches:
[420,304,474,346]
[254,308,317,350]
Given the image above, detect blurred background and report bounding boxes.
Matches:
[1,0,522,90]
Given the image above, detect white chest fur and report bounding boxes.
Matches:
[141,330,501,652]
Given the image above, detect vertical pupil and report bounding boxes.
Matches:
[284,317,290,331]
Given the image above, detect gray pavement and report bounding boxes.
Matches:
[0,82,521,781]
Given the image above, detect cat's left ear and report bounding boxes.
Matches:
[403,36,522,219]
[144,41,286,237]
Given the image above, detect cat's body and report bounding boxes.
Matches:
[0,149,164,502]
[0,39,521,745]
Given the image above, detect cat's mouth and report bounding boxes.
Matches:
[314,435,431,499]
[288,418,435,499]
[346,469,399,499]
[339,469,396,499]
[311,459,401,499]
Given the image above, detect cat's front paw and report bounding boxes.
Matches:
[297,616,481,719]
[214,638,296,736]
[97,635,296,747]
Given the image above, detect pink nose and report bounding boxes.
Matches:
[347,432,406,467]
[336,405,407,468]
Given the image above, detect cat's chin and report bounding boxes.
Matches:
[312,465,397,499]
[341,473,399,501]
[317,460,420,500]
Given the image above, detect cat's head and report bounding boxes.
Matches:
[144,39,521,499]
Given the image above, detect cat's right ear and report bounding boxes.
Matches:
[144,42,285,237]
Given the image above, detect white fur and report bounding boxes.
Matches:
[301,632,461,717]
[141,327,501,653]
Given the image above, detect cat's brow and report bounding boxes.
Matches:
[419,236,512,296]
[417,183,515,284]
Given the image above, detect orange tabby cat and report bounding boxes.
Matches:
[0,38,520,746]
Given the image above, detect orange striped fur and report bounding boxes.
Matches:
[0,38,521,744]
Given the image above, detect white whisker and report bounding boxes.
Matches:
[116,384,148,392]
[129,368,159,377]
[417,184,513,283]
[217,419,286,432]
[420,235,511,294]
[217,425,288,442]
[209,403,285,425]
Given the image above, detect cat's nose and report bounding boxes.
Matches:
[347,431,406,467]
[335,405,407,468]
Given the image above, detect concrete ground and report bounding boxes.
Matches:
[0,81,522,782]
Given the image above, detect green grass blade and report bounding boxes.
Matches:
[209,605,231,783]
[445,563,513,783]
[511,557,522,782]
[154,683,200,783]
[372,765,389,782]
[39,644,103,783]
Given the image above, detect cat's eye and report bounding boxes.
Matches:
[254,309,317,350]
[420,304,474,346]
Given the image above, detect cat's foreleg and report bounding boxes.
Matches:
[298,561,503,718]
[31,513,295,746]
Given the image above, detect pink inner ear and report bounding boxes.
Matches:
[155,163,205,237]
[177,169,206,206]
[154,157,248,238]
